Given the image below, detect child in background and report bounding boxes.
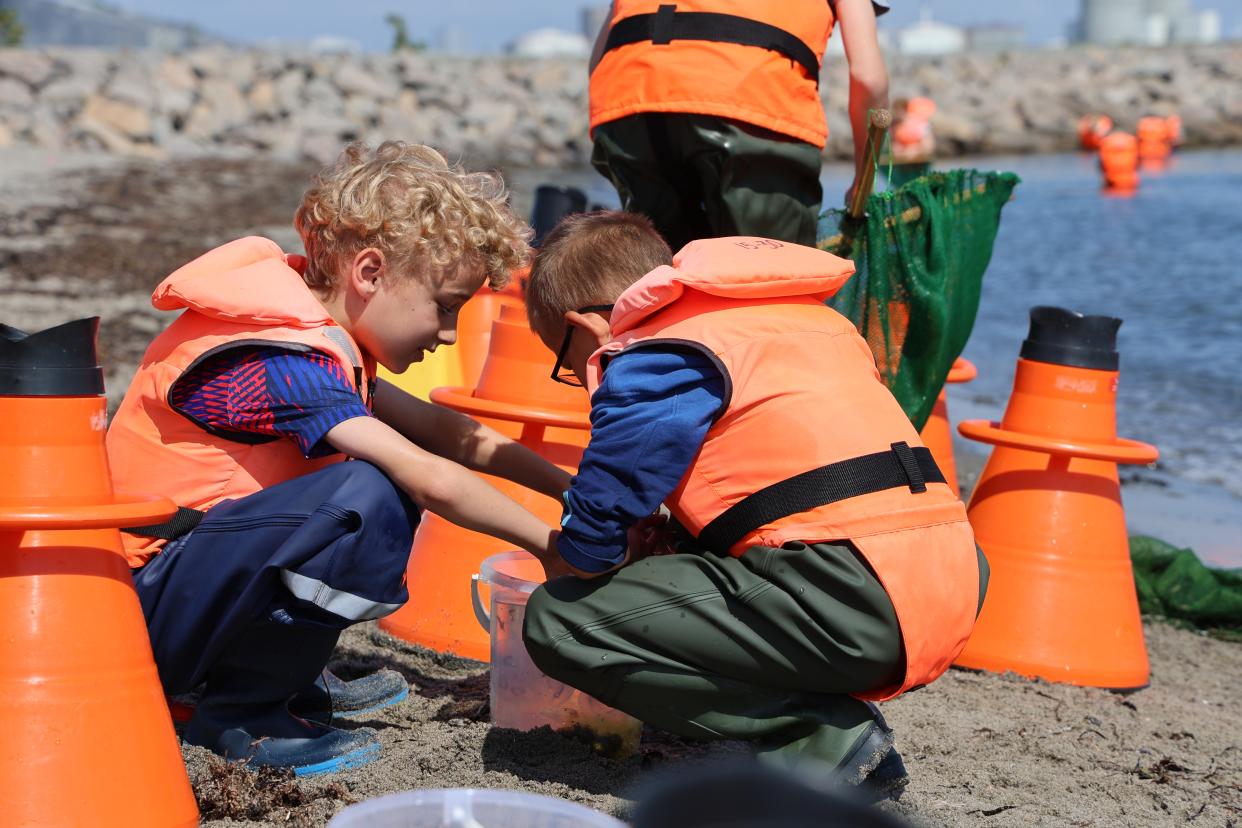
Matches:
[107,142,571,775]
[521,211,988,798]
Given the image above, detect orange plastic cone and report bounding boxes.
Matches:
[379,301,589,659]
[0,318,198,827]
[919,357,977,496]
[1098,132,1140,192]
[954,307,1156,689]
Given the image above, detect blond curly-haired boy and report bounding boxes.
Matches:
[107,142,571,774]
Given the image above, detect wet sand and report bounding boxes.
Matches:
[1,150,1239,826]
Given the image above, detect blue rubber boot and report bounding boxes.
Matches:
[288,668,409,723]
[184,618,381,776]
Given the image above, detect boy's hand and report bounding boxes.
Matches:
[537,529,577,581]
[625,513,675,562]
[540,515,675,582]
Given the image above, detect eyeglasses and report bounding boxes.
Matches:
[550,304,615,387]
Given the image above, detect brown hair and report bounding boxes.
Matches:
[525,211,672,345]
[294,141,531,294]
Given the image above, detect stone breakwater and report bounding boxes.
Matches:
[0,43,1238,167]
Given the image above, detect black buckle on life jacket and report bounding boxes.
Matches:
[696,444,945,554]
[891,441,927,493]
[652,4,676,44]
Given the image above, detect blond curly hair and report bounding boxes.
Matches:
[294,141,531,293]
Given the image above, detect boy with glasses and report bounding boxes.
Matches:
[522,210,988,798]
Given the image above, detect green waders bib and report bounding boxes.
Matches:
[524,540,901,774]
[592,113,824,250]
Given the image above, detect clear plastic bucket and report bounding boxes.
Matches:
[327,787,625,828]
[471,551,642,758]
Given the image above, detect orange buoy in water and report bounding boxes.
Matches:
[1136,115,1172,161]
[954,307,1156,690]
[1098,131,1139,192]
[1164,114,1183,148]
[1077,114,1113,151]
[0,319,198,827]
[378,301,590,660]
[918,357,977,496]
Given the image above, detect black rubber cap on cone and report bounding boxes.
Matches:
[1020,306,1122,370]
[0,317,105,396]
[530,185,588,247]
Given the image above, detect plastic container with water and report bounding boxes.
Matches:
[327,788,625,828]
[471,551,642,758]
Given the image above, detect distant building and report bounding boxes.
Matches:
[966,24,1026,53]
[896,10,966,55]
[1073,0,1222,45]
[0,0,216,48]
[1170,9,1220,43]
[823,25,893,56]
[507,28,591,58]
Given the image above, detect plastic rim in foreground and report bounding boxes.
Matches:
[326,787,625,827]
[478,550,546,595]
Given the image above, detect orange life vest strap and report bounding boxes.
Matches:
[697,442,944,553]
[598,5,821,86]
[123,505,206,541]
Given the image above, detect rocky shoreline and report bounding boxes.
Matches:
[0,43,1239,168]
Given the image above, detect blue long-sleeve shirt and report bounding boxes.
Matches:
[557,347,727,573]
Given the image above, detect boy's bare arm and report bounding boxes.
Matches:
[371,379,572,502]
[326,415,566,571]
[837,0,890,200]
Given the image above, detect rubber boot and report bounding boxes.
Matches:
[183,618,380,776]
[755,697,908,802]
[288,667,410,723]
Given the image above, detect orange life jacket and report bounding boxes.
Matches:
[589,1,834,147]
[586,238,980,700]
[107,237,373,568]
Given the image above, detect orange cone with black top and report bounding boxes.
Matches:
[0,318,198,827]
[954,307,1156,689]
[378,301,590,659]
[919,357,976,496]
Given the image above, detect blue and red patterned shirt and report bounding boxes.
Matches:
[169,346,371,458]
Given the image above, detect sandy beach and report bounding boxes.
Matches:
[2,149,1239,826]
[183,619,1242,827]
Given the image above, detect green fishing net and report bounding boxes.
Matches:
[817,169,1021,430]
[1130,535,1242,641]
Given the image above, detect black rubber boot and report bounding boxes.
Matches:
[756,698,908,802]
[859,746,910,803]
[183,618,380,776]
[288,667,410,723]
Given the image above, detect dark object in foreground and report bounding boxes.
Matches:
[630,759,912,828]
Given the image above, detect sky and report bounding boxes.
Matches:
[113,1,1240,53]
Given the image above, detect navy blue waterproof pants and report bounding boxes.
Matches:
[131,461,419,694]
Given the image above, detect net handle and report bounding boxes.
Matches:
[848,108,892,219]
